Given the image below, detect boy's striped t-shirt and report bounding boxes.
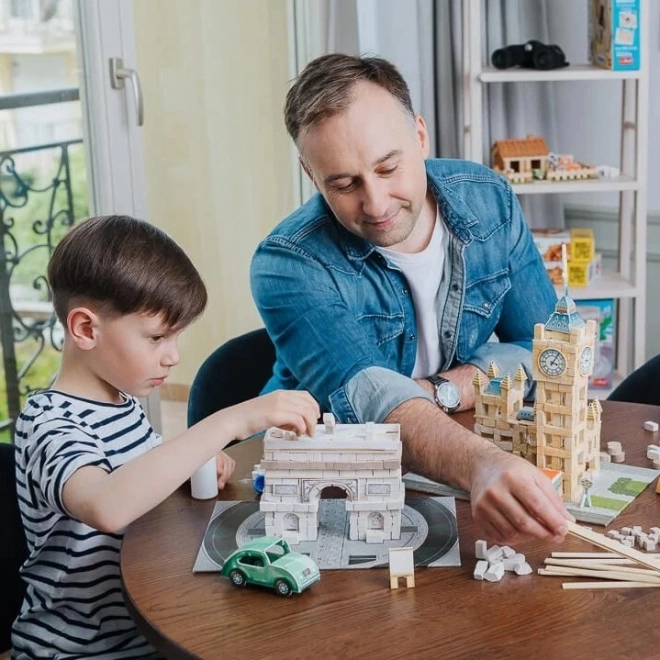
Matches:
[12,390,163,659]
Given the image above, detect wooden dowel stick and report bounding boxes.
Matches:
[547,558,637,566]
[566,521,660,574]
[545,558,660,576]
[539,566,660,584]
[562,581,660,590]
[551,551,660,561]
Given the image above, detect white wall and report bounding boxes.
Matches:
[549,0,659,212]
[133,0,294,390]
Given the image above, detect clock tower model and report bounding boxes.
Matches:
[532,293,601,502]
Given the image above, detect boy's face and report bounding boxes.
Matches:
[89,311,182,400]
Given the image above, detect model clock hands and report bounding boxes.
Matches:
[539,348,566,376]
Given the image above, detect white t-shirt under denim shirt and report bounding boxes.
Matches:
[376,207,445,379]
[13,390,162,660]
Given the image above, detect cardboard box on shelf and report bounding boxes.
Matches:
[575,298,616,389]
[568,252,602,287]
[570,228,595,262]
[532,229,570,285]
[532,229,570,263]
[589,0,640,71]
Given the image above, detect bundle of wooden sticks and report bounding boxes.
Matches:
[539,521,660,589]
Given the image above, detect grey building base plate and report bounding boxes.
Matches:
[193,496,460,572]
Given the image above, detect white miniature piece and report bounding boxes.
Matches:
[644,421,659,433]
[260,419,404,543]
[389,547,415,589]
[596,164,620,178]
[475,539,488,560]
[485,545,504,563]
[473,560,489,580]
[607,441,622,455]
[323,412,336,434]
[190,457,219,500]
[514,562,533,576]
[501,546,516,558]
[484,562,505,582]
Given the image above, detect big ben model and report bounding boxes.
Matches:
[473,247,603,504]
[532,290,601,502]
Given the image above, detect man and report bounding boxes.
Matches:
[251,53,571,544]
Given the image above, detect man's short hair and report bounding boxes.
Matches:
[48,215,207,327]
[284,53,415,145]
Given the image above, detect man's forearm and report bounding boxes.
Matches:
[386,396,498,491]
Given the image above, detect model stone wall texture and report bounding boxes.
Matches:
[259,416,404,543]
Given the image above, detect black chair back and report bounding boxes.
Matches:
[0,442,28,652]
[607,354,660,405]
[187,328,277,427]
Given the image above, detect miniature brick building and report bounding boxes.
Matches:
[259,415,404,544]
[491,135,550,183]
[474,293,602,503]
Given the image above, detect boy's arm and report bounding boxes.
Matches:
[63,391,319,533]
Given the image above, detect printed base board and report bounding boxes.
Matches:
[403,462,659,527]
[193,496,460,572]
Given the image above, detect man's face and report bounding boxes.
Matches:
[298,81,432,252]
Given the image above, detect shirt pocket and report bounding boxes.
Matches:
[458,272,511,358]
[357,312,405,356]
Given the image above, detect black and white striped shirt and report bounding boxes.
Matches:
[13,390,163,659]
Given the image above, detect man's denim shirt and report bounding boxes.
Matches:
[251,159,558,424]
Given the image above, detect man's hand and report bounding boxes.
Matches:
[469,445,573,545]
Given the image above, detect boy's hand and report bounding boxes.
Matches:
[216,451,235,490]
[233,390,320,439]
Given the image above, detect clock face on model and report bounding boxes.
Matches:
[579,346,594,376]
[538,348,567,377]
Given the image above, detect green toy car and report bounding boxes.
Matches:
[220,536,320,597]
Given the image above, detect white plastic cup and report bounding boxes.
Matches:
[190,457,218,500]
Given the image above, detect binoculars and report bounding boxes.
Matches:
[491,40,569,71]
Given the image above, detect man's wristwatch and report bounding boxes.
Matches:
[426,375,461,413]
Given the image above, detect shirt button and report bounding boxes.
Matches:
[451,283,459,292]
[409,333,415,341]
[483,302,491,310]
[443,330,453,339]
[402,288,409,295]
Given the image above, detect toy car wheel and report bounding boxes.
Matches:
[274,579,293,597]
[229,569,247,588]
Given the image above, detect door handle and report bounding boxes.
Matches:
[109,57,144,127]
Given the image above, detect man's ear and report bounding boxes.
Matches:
[67,307,100,351]
[299,156,320,191]
[414,114,431,159]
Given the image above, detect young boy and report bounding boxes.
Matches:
[11,215,319,659]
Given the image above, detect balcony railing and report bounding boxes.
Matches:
[0,137,84,433]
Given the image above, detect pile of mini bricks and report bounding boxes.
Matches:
[473,540,532,582]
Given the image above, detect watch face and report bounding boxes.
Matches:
[579,346,594,376]
[437,381,461,410]
[538,348,566,377]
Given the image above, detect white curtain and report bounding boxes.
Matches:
[292,0,564,228]
[434,0,564,228]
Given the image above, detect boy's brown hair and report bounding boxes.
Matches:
[284,53,415,145]
[48,215,207,328]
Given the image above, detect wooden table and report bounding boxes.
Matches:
[121,401,660,659]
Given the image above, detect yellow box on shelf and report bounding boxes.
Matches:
[570,228,595,262]
[568,253,601,287]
